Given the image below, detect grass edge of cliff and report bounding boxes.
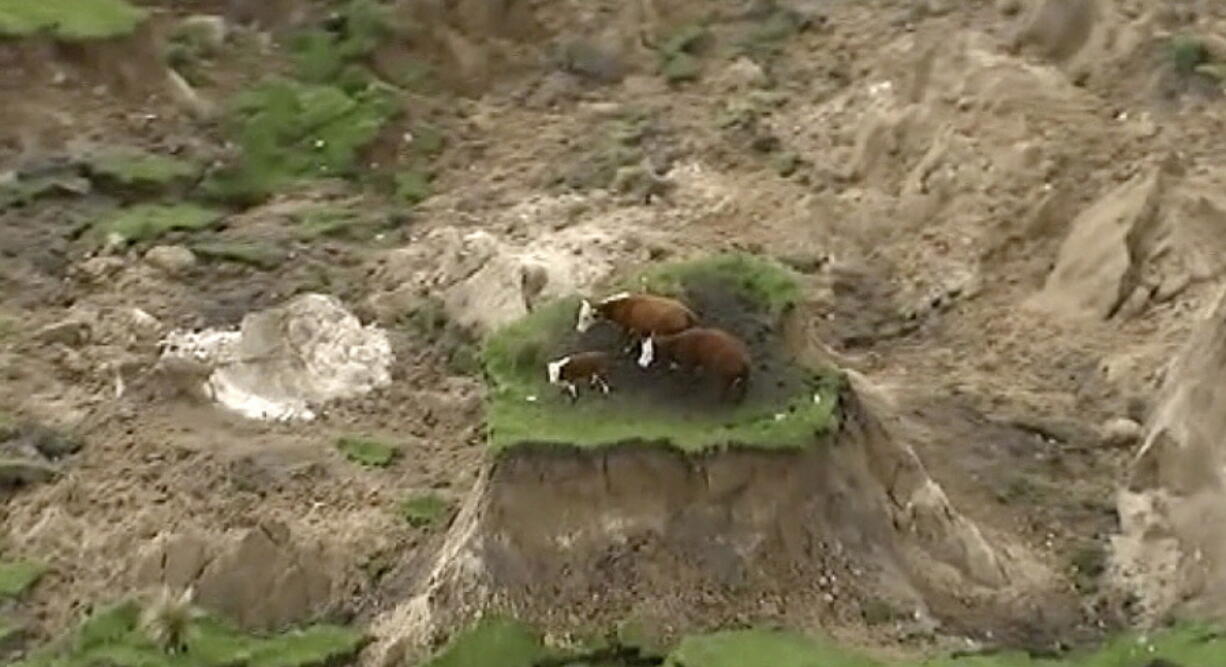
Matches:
[479,253,845,455]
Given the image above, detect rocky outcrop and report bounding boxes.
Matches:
[1111,286,1226,624]
[132,522,346,632]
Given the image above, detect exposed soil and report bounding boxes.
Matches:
[4,0,1226,664]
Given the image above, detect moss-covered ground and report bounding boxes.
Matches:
[481,253,842,453]
[0,560,47,598]
[0,0,146,40]
[419,620,1226,667]
[12,598,365,667]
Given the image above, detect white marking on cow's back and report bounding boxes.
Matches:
[547,357,570,384]
[637,338,655,368]
[598,292,632,305]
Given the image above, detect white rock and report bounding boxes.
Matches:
[145,245,197,275]
[1100,417,1142,447]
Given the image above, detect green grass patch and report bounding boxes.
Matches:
[202,79,400,206]
[657,24,710,84]
[1170,35,1209,75]
[289,0,394,88]
[336,436,399,467]
[12,597,365,667]
[667,628,880,667]
[0,0,146,40]
[482,253,840,453]
[85,148,200,191]
[423,617,553,667]
[397,493,450,528]
[95,204,224,245]
[190,241,286,270]
[395,169,432,205]
[0,560,47,598]
[632,253,802,318]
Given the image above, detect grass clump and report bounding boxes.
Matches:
[336,436,399,467]
[423,617,552,667]
[12,596,365,667]
[398,493,450,528]
[289,0,395,89]
[0,560,47,598]
[634,252,803,318]
[85,148,200,192]
[0,0,146,40]
[292,206,384,240]
[190,241,285,270]
[657,24,710,84]
[1170,35,1209,75]
[481,253,840,453]
[96,204,224,245]
[667,629,880,667]
[202,79,400,206]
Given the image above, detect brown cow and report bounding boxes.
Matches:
[546,350,614,402]
[638,327,751,402]
[575,292,699,354]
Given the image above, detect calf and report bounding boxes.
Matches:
[575,292,699,354]
[638,327,751,402]
[546,351,614,402]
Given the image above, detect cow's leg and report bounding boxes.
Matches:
[565,382,579,403]
[592,375,611,395]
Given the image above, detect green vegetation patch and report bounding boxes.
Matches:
[0,560,47,598]
[203,79,400,206]
[424,617,553,667]
[96,204,224,245]
[13,598,365,667]
[398,493,450,528]
[289,0,394,88]
[0,0,146,40]
[667,629,880,667]
[85,148,200,191]
[336,435,399,467]
[421,618,1226,667]
[632,253,802,318]
[482,253,841,453]
[190,241,286,270]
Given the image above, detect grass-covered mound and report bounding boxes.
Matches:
[0,0,146,40]
[12,597,365,667]
[481,253,842,453]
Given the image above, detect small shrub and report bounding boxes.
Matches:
[289,0,395,86]
[1171,35,1209,75]
[0,0,146,40]
[95,204,224,245]
[397,493,450,528]
[336,436,399,467]
[0,560,46,598]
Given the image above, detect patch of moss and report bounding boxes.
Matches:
[0,0,146,40]
[423,617,552,667]
[202,79,400,206]
[336,436,399,467]
[0,560,47,598]
[190,241,286,270]
[85,148,200,192]
[13,597,365,667]
[395,169,432,205]
[1170,35,1209,75]
[96,204,224,245]
[481,254,840,453]
[398,493,450,528]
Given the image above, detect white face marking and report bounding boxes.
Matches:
[576,300,595,333]
[547,357,569,385]
[637,337,655,368]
